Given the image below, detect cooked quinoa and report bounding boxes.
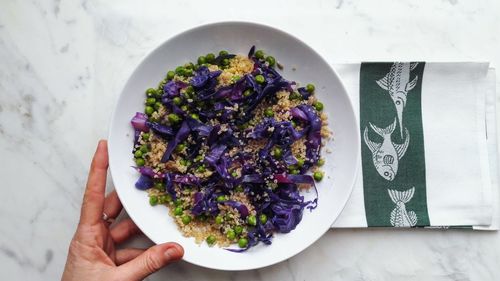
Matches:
[131,46,330,251]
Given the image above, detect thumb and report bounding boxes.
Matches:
[118,242,184,280]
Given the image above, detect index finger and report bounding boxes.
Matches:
[79,140,109,225]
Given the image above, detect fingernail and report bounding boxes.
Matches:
[98,139,107,148]
[164,247,180,260]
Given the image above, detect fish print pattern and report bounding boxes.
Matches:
[376,62,419,139]
[388,187,417,227]
[363,118,410,181]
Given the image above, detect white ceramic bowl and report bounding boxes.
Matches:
[108,21,359,271]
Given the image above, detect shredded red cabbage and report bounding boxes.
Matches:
[224,200,250,219]
[135,175,153,190]
[134,166,165,179]
[131,112,149,132]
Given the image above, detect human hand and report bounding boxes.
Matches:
[62,140,184,281]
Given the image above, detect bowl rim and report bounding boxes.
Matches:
[107,20,360,271]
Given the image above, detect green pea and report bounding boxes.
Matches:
[290,169,299,175]
[196,165,206,173]
[231,171,238,178]
[273,147,283,159]
[219,50,229,56]
[215,215,224,224]
[255,74,265,84]
[145,106,154,116]
[194,155,204,162]
[197,56,206,65]
[175,143,186,153]
[181,105,188,112]
[184,69,193,76]
[290,91,302,100]
[146,88,157,97]
[264,107,274,118]
[181,215,192,225]
[174,206,183,216]
[205,53,215,63]
[221,58,230,66]
[168,113,181,124]
[238,238,248,248]
[190,113,200,120]
[243,89,253,97]
[141,133,150,141]
[306,83,315,93]
[259,214,268,224]
[134,150,143,158]
[185,62,195,70]
[318,158,325,166]
[180,159,191,167]
[174,200,183,207]
[314,101,324,111]
[135,158,145,167]
[154,102,162,111]
[167,71,175,80]
[226,229,236,240]
[154,181,164,191]
[161,194,172,203]
[185,85,194,95]
[173,96,182,106]
[149,196,158,206]
[175,66,186,76]
[297,158,305,167]
[291,120,297,127]
[144,89,158,99]
[247,215,257,226]
[140,145,149,153]
[206,235,216,246]
[145,97,156,106]
[234,225,243,235]
[232,75,241,82]
[216,195,226,202]
[265,56,276,67]
[155,89,163,99]
[254,50,265,59]
[235,185,244,192]
[313,171,324,181]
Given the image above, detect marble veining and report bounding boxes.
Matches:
[0,0,499,280]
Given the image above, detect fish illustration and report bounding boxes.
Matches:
[388,187,417,227]
[363,118,410,181]
[376,62,419,139]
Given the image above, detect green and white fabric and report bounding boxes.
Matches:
[331,62,498,230]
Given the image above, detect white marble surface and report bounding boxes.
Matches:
[1,0,500,280]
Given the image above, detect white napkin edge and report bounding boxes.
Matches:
[474,68,499,230]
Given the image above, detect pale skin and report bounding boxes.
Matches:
[62,140,184,281]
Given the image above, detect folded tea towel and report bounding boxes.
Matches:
[331,62,498,230]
